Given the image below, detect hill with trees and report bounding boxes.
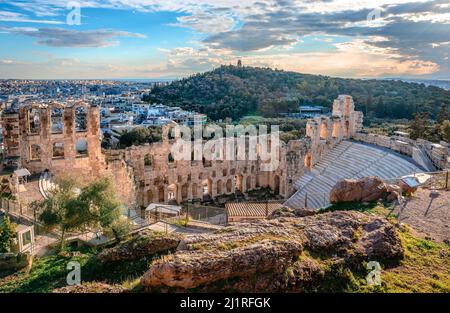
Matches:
[144,65,450,121]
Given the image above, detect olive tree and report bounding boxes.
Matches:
[32,176,122,251]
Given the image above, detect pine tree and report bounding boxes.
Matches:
[410,112,425,140]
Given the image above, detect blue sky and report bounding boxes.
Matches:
[0,0,449,79]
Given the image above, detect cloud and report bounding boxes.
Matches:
[170,11,236,33]
[0,10,63,24]
[1,27,146,48]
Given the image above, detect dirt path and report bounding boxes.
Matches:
[393,188,450,243]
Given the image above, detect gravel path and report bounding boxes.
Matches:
[393,188,450,243]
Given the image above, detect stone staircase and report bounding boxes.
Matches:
[285,141,424,210]
[39,171,56,200]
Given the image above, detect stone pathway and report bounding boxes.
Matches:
[393,188,450,243]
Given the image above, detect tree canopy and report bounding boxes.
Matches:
[32,176,122,250]
[144,65,450,121]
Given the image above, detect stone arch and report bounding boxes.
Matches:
[168,152,175,163]
[162,122,179,142]
[332,120,341,138]
[146,189,154,204]
[274,175,280,195]
[304,153,312,169]
[29,144,41,161]
[202,179,213,201]
[27,108,41,134]
[246,176,252,191]
[75,139,88,156]
[202,179,212,196]
[320,121,328,140]
[181,184,189,200]
[345,120,350,137]
[75,106,87,132]
[158,186,165,203]
[52,142,65,158]
[51,107,63,133]
[192,183,199,198]
[226,179,233,193]
[216,180,223,195]
[167,184,177,204]
[144,154,153,169]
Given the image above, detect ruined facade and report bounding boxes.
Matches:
[2,95,365,209]
[1,101,136,206]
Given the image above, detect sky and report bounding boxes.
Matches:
[0,0,449,80]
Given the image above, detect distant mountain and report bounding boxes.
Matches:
[388,78,450,91]
[144,65,450,121]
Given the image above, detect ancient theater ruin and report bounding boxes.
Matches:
[2,96,449,216]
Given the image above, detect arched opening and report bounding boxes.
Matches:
[146,189,153,204]
[51,108,63,134]
[167,184,177,204]
[75,139,88,157]
[202,179,212,201]
[168,128,176,140]
[29,144,41,161]
[226,179,233,193]
[332,121,340,138]
[274,175,280,195]
[28,108,41,134]
[192,183,198,198]
[52,142,65,159]
[158,186,165,203]
[345,120,350,137]
[222,168,228,177]
[246,176,252,191]
[202,157,212,167]
[168,153,175,163]
[320,122,328,140]
[181,184,188,200]
[75,107,87,132]
[304,154,312,170]
[144,154,153,170]
[216,180,223,195]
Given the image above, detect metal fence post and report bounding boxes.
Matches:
[446,170,449,190]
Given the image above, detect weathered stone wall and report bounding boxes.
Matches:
[353,133,450,170]
[1,95,365,208]
[1,101,137,207]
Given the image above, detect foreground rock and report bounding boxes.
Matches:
[97,230,182,263]
[141,211,404,291]
[330,177,401,203]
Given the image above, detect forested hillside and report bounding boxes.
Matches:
[144,65,450,121]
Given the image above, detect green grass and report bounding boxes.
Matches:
[1,202,448,293]
[320,201,396,219]
[0,247,93,293]
[0,244,159,293]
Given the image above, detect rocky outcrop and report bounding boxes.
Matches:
[0,253,31,273]
[53,282,126,293]
[96,230,181,263]
[141,211,404,291]
[269,206,316,219]
[330,177,400,204]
